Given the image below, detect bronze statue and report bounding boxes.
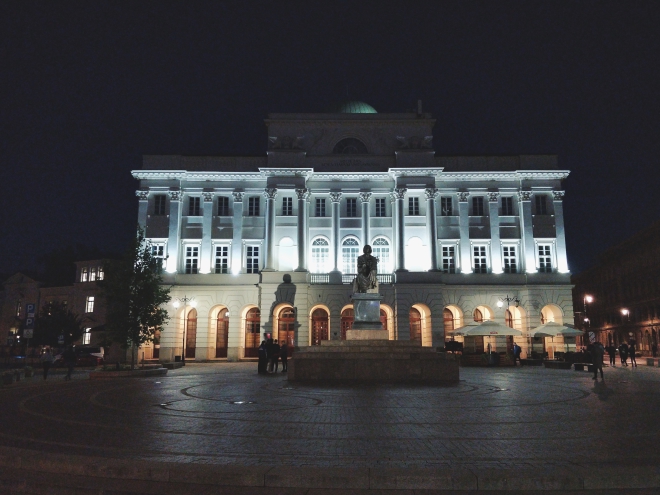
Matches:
[353,245,379,293]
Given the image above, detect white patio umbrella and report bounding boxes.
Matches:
[449,320,522,337]
[530,322,583,354]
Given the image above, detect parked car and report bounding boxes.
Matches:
[54,346,104,367]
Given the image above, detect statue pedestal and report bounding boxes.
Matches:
[347,293,387,339]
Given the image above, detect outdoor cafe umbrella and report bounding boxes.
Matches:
[530,322,583,353]
[449,320,523,337]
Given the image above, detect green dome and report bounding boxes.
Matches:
[329,101,377,114]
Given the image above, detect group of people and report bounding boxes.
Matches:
[39,346,77,380]
[258,338,288,374]
[604,341,638,367]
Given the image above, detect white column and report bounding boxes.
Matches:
[231,191,244,274]
[295,188,310,272]
[488,192,502,274]
[262,188,277,271]
[359,192,372,247]
[166,189,182,273]
[136,190,149,231]
[519,191,536,273]
[553,190,569,273]
[330,192,342,272]
[394,188,407,272]
[200,192,214,274]
[390,193,397,269]
[425,188,439,271]
[457,192,471,273]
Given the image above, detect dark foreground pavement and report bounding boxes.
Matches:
[1,361,660,494]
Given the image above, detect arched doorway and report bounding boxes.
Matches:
[474,308,484,322]
[312,308,329,345]
[341,308,354,340]
[444,308,455,333]
[410,308,422,342]
[379,309,387,330]
[244,308,261,358]
[215,308,229,358]
[505,309,513,328]
[185,308,197,359]
[278,307,295,352]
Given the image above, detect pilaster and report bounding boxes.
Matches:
[488,192,502,274]
[330,192,342,273]
[295,188,310,272]
[553,190,569,273]
[519,191,536,273]
[425,188,439,271]
[136,190,149,231]
[359,192,372,247]
[457,191,471,273]
[231,191,244,274]
[262,188,278,271]
[166,189,182,273]
[393,188,407,272]
[200,191,214,274]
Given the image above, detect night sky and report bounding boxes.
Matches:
[2,1,659,277]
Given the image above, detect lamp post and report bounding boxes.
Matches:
[172,296,195,365]
[497,294,520,356]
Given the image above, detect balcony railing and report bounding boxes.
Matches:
[309,274,329,284]
[309,273,394,285]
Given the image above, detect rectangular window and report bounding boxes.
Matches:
[535,195,548,215]
[473,246,488,273]
[282,197,293,216]
[409,197,420,215]
[185,246,199,274]
[346,198,358,217]
[315,198,326,217]
[214,245,230,274]
[246,245,260,274]
[97,266,104,280]
[472,197,484,216]
[85,296,95,313]
[89,267,97,282]
[151,244,166,267]
[502,246,517,273]
[82,328,91,345]
[188,197,201,216]
[375,198,386,217]
[217,196,229,216]
[81,267,88,282]
[248,197,260,216]
[442,246,456,274]
[154,195,166,216]
[502,197,514,216]
[15,301,21,317]
[538,245,552,273]
[441,197,453,216]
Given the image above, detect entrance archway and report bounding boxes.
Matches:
[278,307,295,350]
[312,308,329,345]
[244,307,261,358]
[185,308,197,359]
[410,308,422,342]
[215,308,229,358]
[341,308,354,340]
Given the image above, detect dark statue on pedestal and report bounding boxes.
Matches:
[352,245,379,294]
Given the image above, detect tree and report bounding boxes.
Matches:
[34,302,85,347]
[98,228,170,367]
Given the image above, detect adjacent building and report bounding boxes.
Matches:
[132,102,574,362]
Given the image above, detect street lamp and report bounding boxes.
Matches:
[172,296,195,365]
[496,295,520,308]
[621,308,630,322]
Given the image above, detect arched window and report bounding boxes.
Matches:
[380,309,387,331]
[341,308,354,340]
[405,237,428,272]
[342,238,360,274]
[410,308,422,341]
[505,309,513,328]
[311,308,329,345]
[372,237,391,273]
[311,238,330,273]
[215,308,229,358]
[332,138,368,154]
[473,308,483,322]
[443,308,455,333]
[185,308,197,359]
[278,307,295,348]
[244,308,261,358]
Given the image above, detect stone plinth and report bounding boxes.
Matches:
[288,340,460,384]
[350,293,384,333]
[346,329,389,340]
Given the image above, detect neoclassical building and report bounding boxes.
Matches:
[132,102,574,362]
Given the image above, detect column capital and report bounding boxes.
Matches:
[135,189,149,201]
[168,189,182,201]
[329,192,342,203]
[518,190,532,201]
[392,187,407,200]
[295,188,310,200]
[232,191,244,202]
[202,192,214,202]
[359,192,372,203]
[552,190,565,201]
[457,191,470,202]
[263,188,278,200]
[487,192,500,202]
[424,188,439,200]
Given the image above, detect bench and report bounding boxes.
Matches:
[646,358,656,367]
[574,363,595,372]
[543,361,572,370]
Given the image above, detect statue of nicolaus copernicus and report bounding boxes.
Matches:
[353,245,379,293]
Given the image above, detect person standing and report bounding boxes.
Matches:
[629,340,637,368]
[257,340,268,374]
[606,344,616,367]
[266,338,274,373]
[280,342,288,372]
[590,341,605,380]
[63,345,76,381]
[272,339,281,373]
[40,347,54,380]
[512,343,522,366]
[619,342,629,366]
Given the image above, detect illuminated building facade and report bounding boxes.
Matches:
[132,102,574,361]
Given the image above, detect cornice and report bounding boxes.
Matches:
[439,171,570,181]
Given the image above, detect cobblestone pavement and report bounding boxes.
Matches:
[2,361,659,474]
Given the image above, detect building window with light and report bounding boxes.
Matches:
[342,238,360,274]
[311,238,330,273]
[246,245,260,273]
[150,243,166,268]
[81,267,88,282]
[375,198,386,217]
[217,196,229,216]
[97,266,104,280]
[473,245,488,273]
[214,245,230,274]
[282,197,293,216]
[248,197,260,216]
[89,267,97,281]
[185,246,199,274]
[82,328,91,345]
[154,195,166,215]
[346,198,358,217]
[188,197,201,216]
[85,296,95,313]
[372,237,391,273]
[472,197,484,216]
[408,197,420,216]
[442,245,456,274]
[315,198,326,217]
[15,301,21,317]
[501,196,514,216]
[535,195,548,215]
[441,197,453,216]
[538,245,553,273]
[502,245,518,273]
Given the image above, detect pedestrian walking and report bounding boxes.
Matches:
[272,339,281,373]
[257,340,268,374]
[589,341,605,380]
[606,344,616,367]
[40,347,54,380]
[512,343,522,366]
[63,345,77,381]
[629,340,637,368]
[280,342,288,372]
[619,342,629,366]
